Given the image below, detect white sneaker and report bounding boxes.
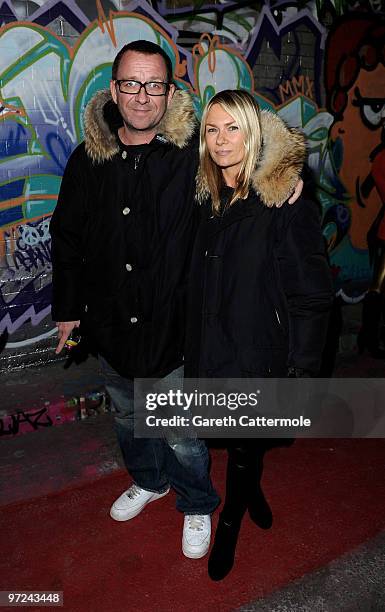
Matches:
[110,484,170,521]
[182,514,211,559]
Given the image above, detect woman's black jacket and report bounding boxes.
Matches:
[185,113,333,378]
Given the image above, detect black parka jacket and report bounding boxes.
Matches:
[185,112,333,378]
[50,90,198,378]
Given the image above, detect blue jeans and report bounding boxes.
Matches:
[99,357,220,514]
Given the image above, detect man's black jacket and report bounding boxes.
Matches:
[50,90,198,377]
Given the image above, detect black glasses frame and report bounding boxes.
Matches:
[115,80,170,96]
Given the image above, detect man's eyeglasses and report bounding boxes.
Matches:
[115,80,169,96]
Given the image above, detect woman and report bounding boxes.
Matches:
[185,90,333,580]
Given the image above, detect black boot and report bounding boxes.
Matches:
[208,511,243,581]
[245,447,273,529]
[248,487,273,529]
[208,446,248,581]
[357,291,385,358]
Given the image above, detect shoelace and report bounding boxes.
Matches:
[186,515,205,531]
[126,484,141,499]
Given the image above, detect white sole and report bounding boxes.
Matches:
[110,488,170,522]
[182,545,210,559]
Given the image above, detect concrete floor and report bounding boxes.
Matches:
[1,302,385,610]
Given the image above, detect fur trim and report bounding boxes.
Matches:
[156,89,197,148]
[84,89,197,164]
[196,110,306,207]
[84,90,119,163]
[252,111,306,207]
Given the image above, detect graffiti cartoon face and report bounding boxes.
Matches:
[205,104,246,183]
[110,51,176,143]
[330,63,385,250]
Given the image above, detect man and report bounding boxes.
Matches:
[51,40,220,560]
[50,40,302,559]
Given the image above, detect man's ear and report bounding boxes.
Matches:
[167,83,176,104]
[110,80,117,104]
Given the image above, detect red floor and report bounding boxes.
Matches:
[1,439,384,612]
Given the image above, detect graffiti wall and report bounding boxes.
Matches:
[1,0,384,369]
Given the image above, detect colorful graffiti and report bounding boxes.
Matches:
[1,0,384,367]
[323,13,385,299]
[0,389,108,437]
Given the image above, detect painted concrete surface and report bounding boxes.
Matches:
[0,413,123,505]
[239,530,385,612]
[1,353,106,437]
[1,302,385,609]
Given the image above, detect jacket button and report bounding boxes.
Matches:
[122,207,130,215]
[125,263,133,272]
[84,305,88,313]
[122,151,127,159]
[130,317,138,324]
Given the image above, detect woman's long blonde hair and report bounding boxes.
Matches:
[198,90,263,215]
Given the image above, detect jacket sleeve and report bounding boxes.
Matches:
[276,196,334,374]
[50,146,89,322]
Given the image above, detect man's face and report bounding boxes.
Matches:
[330,64,385,250]
[110,51,175,136]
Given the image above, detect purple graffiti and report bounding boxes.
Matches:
[0,278,52,335]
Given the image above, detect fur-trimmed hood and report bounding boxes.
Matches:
[196,110,306,207]
[83,89,197,164]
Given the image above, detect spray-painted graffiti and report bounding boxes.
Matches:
[5,219,51,273]
[323,13,385,299]
[0,406,53,436]
[279,76,315,103]
[1,0,385,368]
[0,389,108,437]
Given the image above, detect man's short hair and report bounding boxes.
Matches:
[111,40,173,83]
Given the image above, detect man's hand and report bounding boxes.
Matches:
[288,178,304,205]
[55,320,80,354]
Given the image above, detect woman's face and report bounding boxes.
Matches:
[205,103,245,178]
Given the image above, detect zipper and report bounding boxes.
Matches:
[274,307,287,336]
[134,154,141,170]
[275,308,282,327]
